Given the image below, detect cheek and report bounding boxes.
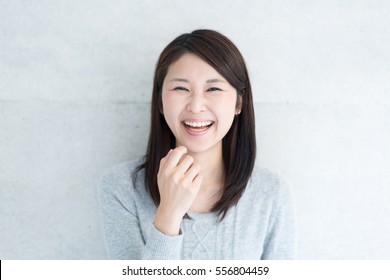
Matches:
[162,93,173,115]
[217,96,238,116]
[162,94,181,126]
[214,97,238,130]
[162,92,181,110]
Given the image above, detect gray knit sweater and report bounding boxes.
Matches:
[98,159,296,259]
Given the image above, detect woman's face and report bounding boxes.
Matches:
[162,53,241,154]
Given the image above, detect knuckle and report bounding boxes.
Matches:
[185,155,194,163]
[192,162,201,171]
[159,157,167,167]
[170,149,177,157]
[171,149,181,156]
[171,173,181,184]
[182,176,191,185]
[173,146,187,156]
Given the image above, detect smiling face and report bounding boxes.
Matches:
[162,53,241,155]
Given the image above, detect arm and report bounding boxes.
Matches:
[99,168,144,259]
[98,164,185,259]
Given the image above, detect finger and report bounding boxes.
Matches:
[191,173,203,191]
[160,148,174,164]
[183,162,201,182]
[165,146,187,168]
[159,149,169,166]
[176,155,194,175]
[163,149,173,160]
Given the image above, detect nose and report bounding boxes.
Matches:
[186,92,207,113]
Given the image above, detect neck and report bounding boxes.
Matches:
[186,143,225,189]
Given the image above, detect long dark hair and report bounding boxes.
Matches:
[133,29,256,220]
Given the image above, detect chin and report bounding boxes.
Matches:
[179,143,204,153]
[186,147,210,154]
[180,140,221,155]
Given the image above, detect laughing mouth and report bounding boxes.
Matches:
[183,120,214,131]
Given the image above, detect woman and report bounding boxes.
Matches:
[99,29,296,259]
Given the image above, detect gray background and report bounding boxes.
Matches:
[1,0,389,259]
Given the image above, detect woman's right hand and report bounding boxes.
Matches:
[154,146,203,236]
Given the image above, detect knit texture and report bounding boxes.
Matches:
[98,159,296,259]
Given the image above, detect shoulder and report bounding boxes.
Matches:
[249,165,289,190]
[98,157,152,212]
[245,165,293,205]
[101,158,144,183]
[99,158,145,196]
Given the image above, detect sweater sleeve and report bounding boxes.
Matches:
[142,224,184,259]
[261,177,297,260]
[98,164,184,259]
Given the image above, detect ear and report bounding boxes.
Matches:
[235,95,242,115]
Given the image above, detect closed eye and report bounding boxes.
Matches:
[207,87,222,92]
[173,86,189,91]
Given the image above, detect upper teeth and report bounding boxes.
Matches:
[184,121,213,127]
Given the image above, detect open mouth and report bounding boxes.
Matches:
[182,120,214,132]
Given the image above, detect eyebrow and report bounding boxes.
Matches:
[206,79,226,83]
[168,78,226,83]
[169,78,189,83]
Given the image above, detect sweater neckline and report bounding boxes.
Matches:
[186,210,218,222]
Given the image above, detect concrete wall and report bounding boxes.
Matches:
[1,0,389,259]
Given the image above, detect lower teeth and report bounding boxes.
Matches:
[186,125,210,131]
[189,126,207,130]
